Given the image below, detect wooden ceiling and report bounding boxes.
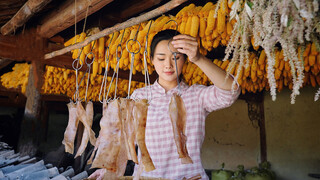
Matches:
[0,0,177,70]
[0,0,214,105]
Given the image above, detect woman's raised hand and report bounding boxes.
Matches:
[171,34,202,63]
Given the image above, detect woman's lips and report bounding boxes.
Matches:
[164,71,174,75]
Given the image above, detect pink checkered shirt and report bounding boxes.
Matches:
[131,80,240,180]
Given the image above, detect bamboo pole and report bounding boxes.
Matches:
[44,0,188,59]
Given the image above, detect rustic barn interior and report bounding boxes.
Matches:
[0,0,319,179]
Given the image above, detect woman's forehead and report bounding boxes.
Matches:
[155,40,179,54]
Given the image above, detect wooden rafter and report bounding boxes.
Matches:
[37,0,114,38]
[0,0,52,35]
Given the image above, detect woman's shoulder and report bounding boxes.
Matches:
[131,85,151,99]
[186,83,212,91]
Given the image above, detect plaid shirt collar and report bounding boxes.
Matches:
[152,79,189,95]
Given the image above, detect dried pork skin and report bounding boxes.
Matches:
[169,93,193,164]
[88,100,108,164]
[76,102,97,147]
[75,101,94,157]
[62,101,79,154]
[91,99,122,172]
[120,98,138,164]
[133,99,155,172]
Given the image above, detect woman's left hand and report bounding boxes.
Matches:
[171,34,201,63]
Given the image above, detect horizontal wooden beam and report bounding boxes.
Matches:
[1,0,52,35]
[38,0,114,38]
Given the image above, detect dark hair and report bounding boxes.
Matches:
[150,29,186,59]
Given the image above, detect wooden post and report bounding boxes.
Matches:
[245,92,267,162]
[18,61,44,156]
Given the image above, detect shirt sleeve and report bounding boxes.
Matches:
[197,82,240,113]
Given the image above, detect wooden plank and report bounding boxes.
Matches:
[1,0,52,35]
[38,0,114,38]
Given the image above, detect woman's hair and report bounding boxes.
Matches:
[150,29,186,59]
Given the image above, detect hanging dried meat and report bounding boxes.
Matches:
[75,101,95,157]
[62,101,79,154]
[133,99,155,172]
[169,93,193,164]
[87,99,108,164]
[90,99,123,172]
[120,98,138,164]
[76,101,97,147]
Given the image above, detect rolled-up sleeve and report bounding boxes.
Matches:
[198,84,240,113]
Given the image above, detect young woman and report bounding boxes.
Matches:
[89,29,240,180]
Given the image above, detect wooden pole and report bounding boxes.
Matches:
[245,92,267,162]
[18,61,44,156]
[44,0,188,59]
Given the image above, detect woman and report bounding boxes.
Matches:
[89,29,240,179]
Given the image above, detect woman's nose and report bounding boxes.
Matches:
[164,58,173,69]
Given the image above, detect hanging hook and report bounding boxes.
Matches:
[166,19,181,95]
[84,52,95,102]
[99,33,114,103]
[106,29,126,100]
[126,25,142,98]
[143,20,153,102]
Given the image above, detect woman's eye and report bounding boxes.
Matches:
[172,57,180,60]
[158,59,165,61]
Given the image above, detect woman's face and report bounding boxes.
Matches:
[152,39,185,86]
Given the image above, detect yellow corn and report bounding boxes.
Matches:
[311,42,318,56]
[258,50,266,65]
[199,17,206,38]
[185,16,193,35]
[190,15,200,37]
[309,55,316,66]
[303,43,311,57]
[217,9,225,34]
[205,10,216,36]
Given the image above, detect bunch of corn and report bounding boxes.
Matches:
[0,63,30,94]
[181,44,320,94]
[302,42,320,88]
[42,65,145,101]
[182,61,208,86]
[64,1,237,78]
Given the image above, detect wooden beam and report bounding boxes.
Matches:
[119,0,162,19]
[38,0,114,38]
[44,0,188,59]
[0,28,46,61]
[0,0,52,35]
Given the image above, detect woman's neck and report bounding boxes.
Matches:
[158,79,178,92]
